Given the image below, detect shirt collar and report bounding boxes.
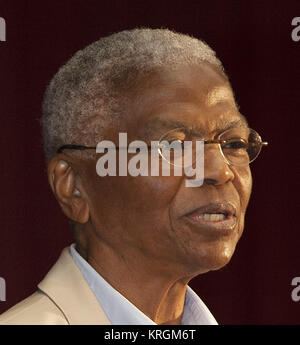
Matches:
[70,243,217,325]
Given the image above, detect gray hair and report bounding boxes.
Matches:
[41,28,225,160]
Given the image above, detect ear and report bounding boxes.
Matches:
[47,157,90,224]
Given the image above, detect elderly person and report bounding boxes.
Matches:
[0,28,267,325]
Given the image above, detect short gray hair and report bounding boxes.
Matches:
[41,28,225,160]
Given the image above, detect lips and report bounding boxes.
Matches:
[184,202,237,233]
[187,202,236,220]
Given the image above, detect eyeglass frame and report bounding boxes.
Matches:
[56,127,268,167]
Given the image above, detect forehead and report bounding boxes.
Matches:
[122,63,248,138]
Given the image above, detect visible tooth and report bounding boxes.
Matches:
[204,214,211,221]
[199,213,226,221]
[211,214,218,221]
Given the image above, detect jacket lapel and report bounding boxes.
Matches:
[38,247,111,325]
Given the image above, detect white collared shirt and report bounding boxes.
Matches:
[70,244,217,325]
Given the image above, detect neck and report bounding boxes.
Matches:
[76,236,192,325]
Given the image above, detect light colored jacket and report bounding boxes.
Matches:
[0,247,111,325]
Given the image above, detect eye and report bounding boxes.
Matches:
[159,139,184,150]
[159,129,188,150]
[223,139,248,150]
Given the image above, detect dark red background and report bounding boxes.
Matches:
[0,0,299,324]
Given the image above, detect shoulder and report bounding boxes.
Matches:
[0,246,110,325]
[0,290,68,325]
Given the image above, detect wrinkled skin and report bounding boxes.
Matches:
[48,63,252,324]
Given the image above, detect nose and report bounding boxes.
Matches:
[203,144,234,185]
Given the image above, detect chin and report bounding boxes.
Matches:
[209,252,234,271]
[191,240,238,273]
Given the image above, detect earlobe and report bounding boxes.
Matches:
[47,157,89,224]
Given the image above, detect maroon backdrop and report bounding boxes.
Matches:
[0,0,299,324]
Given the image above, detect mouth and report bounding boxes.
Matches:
[184,202,237,232]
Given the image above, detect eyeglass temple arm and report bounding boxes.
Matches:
[57,140,269,153]
[203,140,269,146]
[57,144,148,153]
[57,144,96,153]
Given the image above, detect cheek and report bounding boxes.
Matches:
[87,168,183,230]
[91,175,185,257]
[230,165,252,243]
[123,175,183,218]
[233,165,252,212]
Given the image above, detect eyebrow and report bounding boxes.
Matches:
[145,114,249,138]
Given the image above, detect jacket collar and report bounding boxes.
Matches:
[38,247,111,325]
